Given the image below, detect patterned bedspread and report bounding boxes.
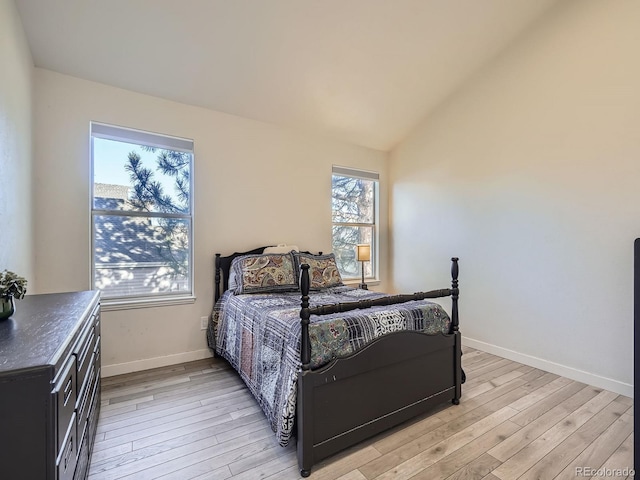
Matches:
[207,286,451,446]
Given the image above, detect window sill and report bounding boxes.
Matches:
[343,279,380,288]
[101,295,196,312]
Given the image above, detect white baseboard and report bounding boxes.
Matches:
[101,348,213,378]
[463,337,633,398]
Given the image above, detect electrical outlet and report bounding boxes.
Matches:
[200,316,208,330]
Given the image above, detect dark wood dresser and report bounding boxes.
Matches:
[0,291,101,480]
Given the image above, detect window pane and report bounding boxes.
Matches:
[332,225,374,279]
[94,214,190,297]
[93,137,191,214]
[331,175,374,224]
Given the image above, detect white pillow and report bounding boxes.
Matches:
[263,244,299,254]
[227,269,237,291]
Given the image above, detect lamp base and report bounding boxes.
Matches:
[358,283,368,290]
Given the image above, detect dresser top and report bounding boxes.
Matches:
[0,291,100,374]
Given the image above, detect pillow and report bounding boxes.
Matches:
[263,244,299,254]
[231,252,298,294]
[227,268,237,292]
[294,252,343,290]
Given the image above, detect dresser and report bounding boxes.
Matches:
[0,291,101,480]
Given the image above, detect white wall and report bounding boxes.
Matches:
[390,0,639,396]
[0,0,34,284]
[33,69,388,375]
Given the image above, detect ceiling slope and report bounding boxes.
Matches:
[16,0,561,150]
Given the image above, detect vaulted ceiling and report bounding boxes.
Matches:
[15,0,561,151]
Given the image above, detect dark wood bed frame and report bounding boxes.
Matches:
[214,248,462,477]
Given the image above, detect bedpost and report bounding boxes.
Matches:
[298,263,313,476]
[451,257,459,333]
[451,257,462,404]
[214,253,222,303]
[300,264,311,371]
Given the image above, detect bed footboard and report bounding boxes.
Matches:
[297,258,462,476]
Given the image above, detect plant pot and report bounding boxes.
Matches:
[0,296,15,320]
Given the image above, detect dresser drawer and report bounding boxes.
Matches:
[77,362,96,441]
[57,413,77,480]
[74,420,90,480]
[53,355,77,453]
[75,324,96,396]
[87,370,101,454]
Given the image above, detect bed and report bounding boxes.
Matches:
[207,247,462,477]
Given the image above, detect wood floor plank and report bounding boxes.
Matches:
[91,427,274,479]
[226,446,297,480]
[464,356,506,374]
[480,474,501,480]
[408,420,519,480]
[463,360,520,385]
[434,370,547,424]
[553,413,634,480]
[490,390,618,480]
[374,407,518,480]
[465,358,513,380]
[311,446,381,480]
[88,349,632,480]
[101,375,193,401]
[102,395,155,410]
[589,433,634,480]
[370,411,445,455]
[101,364,188,388]
[508,376,573,411]
[335,471,368,480]
[362,399,516,479]
[444,452,502,480]
[98,403,137,419]
[97,400,204,431]
[509,380,587,427]
[133,412,265,451]
[168,464,232,480]
[135,381,245,412]
[516,397,630,480]
[93,405,248,453]
[102,397,257,440]
[487,385,602,462]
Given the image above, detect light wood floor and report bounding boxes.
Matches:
[89,347,633,479]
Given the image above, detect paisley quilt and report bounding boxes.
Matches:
[207,286,451,446]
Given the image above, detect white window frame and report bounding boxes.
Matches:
[90,122,195,310]
[331,165,379,282]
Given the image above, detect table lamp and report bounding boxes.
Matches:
[356,244,371,290]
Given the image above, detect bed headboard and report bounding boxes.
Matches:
[214,246,322,302]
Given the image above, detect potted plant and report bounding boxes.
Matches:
[0,270,28,320]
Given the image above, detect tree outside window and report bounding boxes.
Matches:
[91,123,193,301]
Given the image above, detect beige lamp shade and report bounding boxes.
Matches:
[356,244,371,262]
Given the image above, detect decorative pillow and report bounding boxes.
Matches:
[294,252,343,290]
[231,252,298,294]
[263,244,299,254]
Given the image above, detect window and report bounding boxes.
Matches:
[91,123,194,305]
[331,166,379,280]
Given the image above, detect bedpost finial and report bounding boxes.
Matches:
[300,263,311,297]
[451,257,459,283]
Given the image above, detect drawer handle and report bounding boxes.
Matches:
[63,376,73,406]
